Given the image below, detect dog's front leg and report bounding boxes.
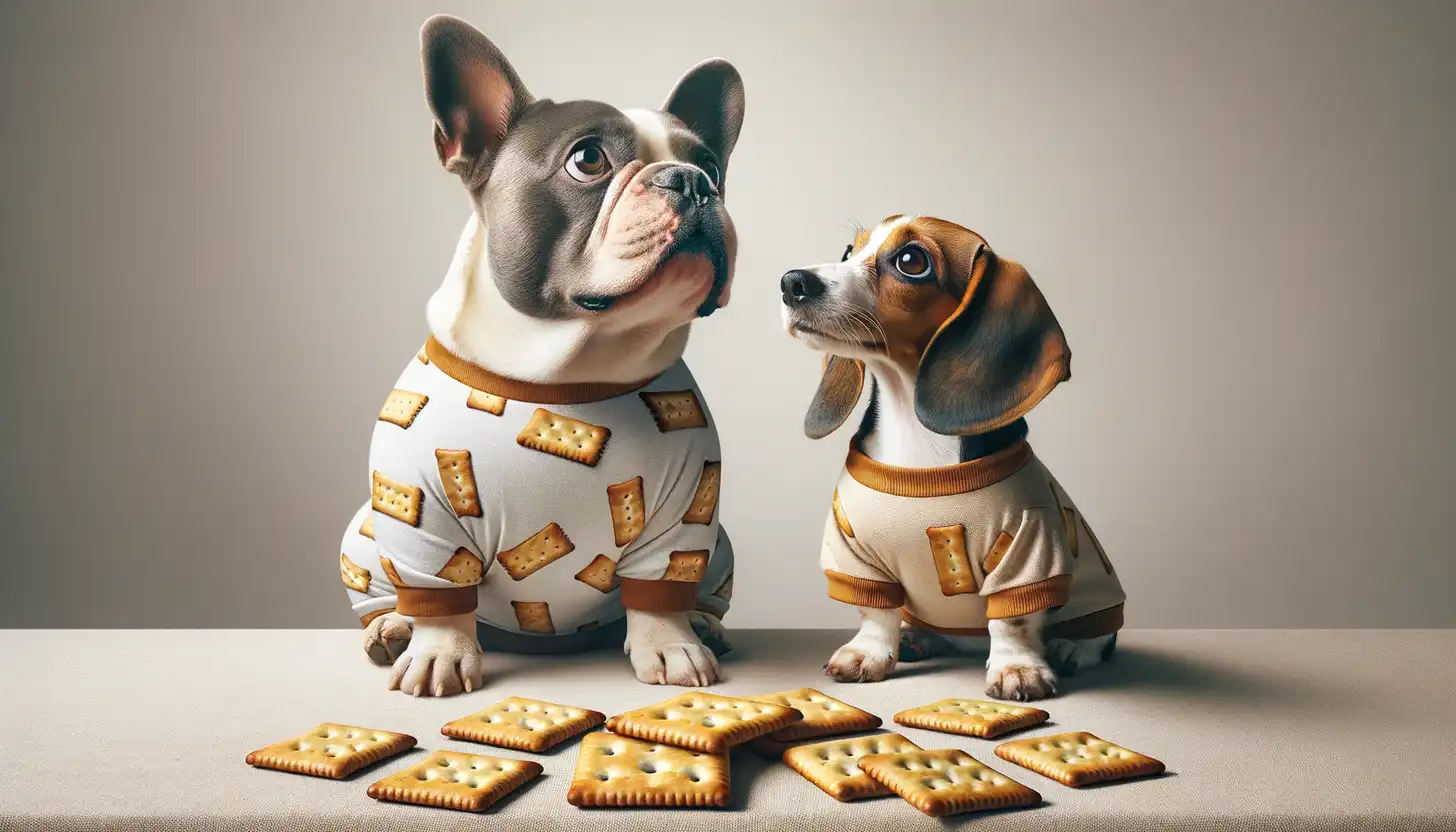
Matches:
[825,607,900,682]
[985,611,1058,701]
[624,609,721,686]
[387,612,484,697]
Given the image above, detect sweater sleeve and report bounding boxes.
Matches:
[368,451,484,618]
[614,460,723,613]
[819,491,905,609]
[979,506,1074,619]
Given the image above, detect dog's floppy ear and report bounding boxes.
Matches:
[662,59,746,169]
[915,246,1071,435]
[421,15,533,180]
[804,355,865,439]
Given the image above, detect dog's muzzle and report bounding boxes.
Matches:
[780,269,824,308]
[650,163,731,317]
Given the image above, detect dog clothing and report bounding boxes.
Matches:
[340,337,732,638]
[820,437,1124,639]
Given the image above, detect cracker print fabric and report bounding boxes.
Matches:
[339,346,728,636]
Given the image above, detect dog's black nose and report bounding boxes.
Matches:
[649,165,715,205]
[780,269,825,306]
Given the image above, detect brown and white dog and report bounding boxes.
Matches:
[780,215,1124,701]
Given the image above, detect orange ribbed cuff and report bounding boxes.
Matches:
[985,575,1073,619]
[826,570,906,609]
[395,585,477,617]
[619,577,700,612]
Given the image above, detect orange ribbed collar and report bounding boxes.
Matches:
[845,437,1033,497]
[424,337,658,405]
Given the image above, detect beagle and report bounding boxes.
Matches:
[780,215,1125,701]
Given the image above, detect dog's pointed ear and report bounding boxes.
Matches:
[915,246,1071,435]
[421,15,533,180]
[805,355,866,439]
[662,59,745,167]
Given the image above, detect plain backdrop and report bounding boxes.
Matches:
[1,0,1452,629]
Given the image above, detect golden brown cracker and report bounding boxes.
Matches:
[663,550,708,582]
[358,514,375,540]
[894,698,1048,740]
[416,345,430,364]
[1061,507,1079,557]
[927,524,976,595]
[748,688,882,742]
[605,692,802,754]
[994,731,1163,787]
[782,733,922,802]
[441,697,606,753]
[606,476,646,546]
[511,601,554,635]
[434,448,483,518]
[858,748,1041,817]
[378,557,406,587]
[466,388,506,416]
[496,522,574,581]
[574,554,619,593]
[984,530,1014,572]
[437,548,484,585]
[682,460,721,525]
[566,732,730,807]
[639,390,708,432]
[832,489,854,538]
[516,408,610,466]
[366,750,541,812]
[245,723,415,780]
[378,389,429,429]
[371,471,423,527]
[339,553,371,593]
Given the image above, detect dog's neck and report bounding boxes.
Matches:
[426,213,692,384]
[858,360,1028,467]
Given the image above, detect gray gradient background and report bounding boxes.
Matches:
[1,1,1451,629]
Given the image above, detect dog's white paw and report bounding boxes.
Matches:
[626,610,720,686]
[363,613,412,665]
[985,660,1058,701]
[688,611,732,657]
[388,616,484,697]
[824,643,896,683]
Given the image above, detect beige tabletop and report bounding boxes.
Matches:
[1,628,1452,831]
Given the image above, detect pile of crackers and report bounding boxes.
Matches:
[245,690,1163,817]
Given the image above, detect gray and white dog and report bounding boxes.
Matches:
[340,15,744,696]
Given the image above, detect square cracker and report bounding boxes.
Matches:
[442,697,605,753]
[566,732,729,808]
[575,554,619,593]
[366,749,541,812]
[926,524,977,595]
[497,522,575,580]
[747,688,882,742]
[339,553,371,593]
[434,448,483,518]
[245,723,415,779]
[606,476,646,546]
[857,748,1041,817]
[466,388,506,416]
[663,550,708,582]
[516,408,610,467]
[994,731,1164,787]
[511,601,555,635]
[378,389,428,429]
[894,698,1048,740]
[371,471,422,527]
[682,460,721,525]
[605,691,802,753]
[782,733,921,802]
[639,390,708,432]
[436,548,484,585]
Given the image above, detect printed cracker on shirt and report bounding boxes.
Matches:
[358,514,375,540]
[466,388,506,416]
[664,550,708,582]
[984,530,1014,572]
[516,408,610,466]
[378,388,429,429]
[566,732,730,808]
[606,476,646,546]
[682,460,721,525]
[245,723,416,779]
[782,733,922,802]
[371,471,422,527]
[339,553,371,593]
[857,748,1041,817]
[894,698,1048,739]
[366,750,541,813]
[437,548,484,585]
[1062,507,1079,557]
[832,489,854,538]
[378,557,406,587]
[639,389,708,432]
[496,522,575,581]
[574,554,619,593]
[434,448,484,518]
[442,697,606,753]
[994,731,1163,787]
[1085,522,1115,573]
[605,692,802,754]
[511,601,554,635]
[416,345,429,364]
[927,524,976,595]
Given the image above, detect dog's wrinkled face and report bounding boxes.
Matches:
[782,214,1072,438]
[423,16,743,339]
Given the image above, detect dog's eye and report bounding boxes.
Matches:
[841,244,853,262]
[565,139,611,183]
[892,243,933,280]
